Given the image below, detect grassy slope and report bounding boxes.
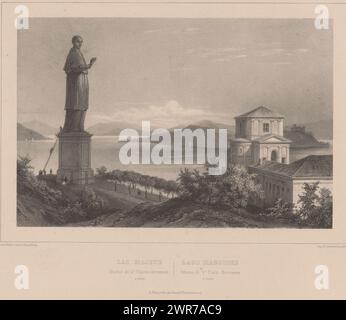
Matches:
[18,177,301,228]
[17,179,144,226]
[17,194,54,226]
[70,198,301,228]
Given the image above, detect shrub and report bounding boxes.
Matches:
[95,166,108,177]
[17,156,65,205]
[79,187,105,218]
[297,183,333,228]
[265,198,296,220]
[177,165,263,209]
[60,202,87,223]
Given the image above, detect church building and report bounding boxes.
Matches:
[229,106,333,209]
[229,106,291,166]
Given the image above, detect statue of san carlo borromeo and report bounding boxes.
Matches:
[62,35,96,132]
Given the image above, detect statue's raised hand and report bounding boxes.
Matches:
[89,57,97,67]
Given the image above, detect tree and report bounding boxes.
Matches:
[214,166,263,209]
[92,166,179,201]
[177,168,203,200]
[167,180,178,198]
[177,165,263,209]
[80,187,105,217]
[149,176,156,195]
[162,180,175,199]
[305,187,332,228]
[140,175,150,199]
[266,198,295,220]
[297,182,320,220]
[96,166,107,177]
[297,182,333,228]
[154,178,165,195]
[316,188,333,228]
[112,169,123,183]
[17,156,33,186]
[128,171,139,190]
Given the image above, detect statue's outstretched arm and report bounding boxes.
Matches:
[69,63,91,73]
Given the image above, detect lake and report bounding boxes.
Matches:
[17,136,333,181]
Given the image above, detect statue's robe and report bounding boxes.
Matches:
[64,47,89,111]
[63,47,89,131]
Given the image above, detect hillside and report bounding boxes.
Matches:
[304,119,333,140]
[286,119,332,140]
[87,119,236,137]
[22,120,58,136]
[17,167,300,228]
[17,123,51,141]
[17,174,141,227]
[284,124,330,148]
[170,120,235,136]
[70,198,301,228]
[194,119,235,132]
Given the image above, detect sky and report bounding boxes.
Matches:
[18,18,333,129]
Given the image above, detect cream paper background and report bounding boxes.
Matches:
[1,0,346,299]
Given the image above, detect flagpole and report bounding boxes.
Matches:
[42,129,60,172]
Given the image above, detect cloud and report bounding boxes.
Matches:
[143,29,161,34]
[213,54,248,62]
[186,47,249,63]
[143,27,200,35]
[87,100,230,128]
[258,48,285,57]
[188,47,246,59]
[193,43,310,64]
[186,46,308,63]
[258,47,309,57]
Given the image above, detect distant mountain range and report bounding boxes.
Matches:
[86,120,235,136]
[17,123,51,141]
[170,120,235,136]
[18,118,332,141]
[86,121,140,136]
[22,120,58,136]
[86,118,333,140]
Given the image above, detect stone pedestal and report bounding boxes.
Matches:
[56,131,94,185]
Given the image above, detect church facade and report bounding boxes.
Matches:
[229,106,291,166]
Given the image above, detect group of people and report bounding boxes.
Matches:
[38,169,70,185]
[38,169,53,177]
[115,181,163,201]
